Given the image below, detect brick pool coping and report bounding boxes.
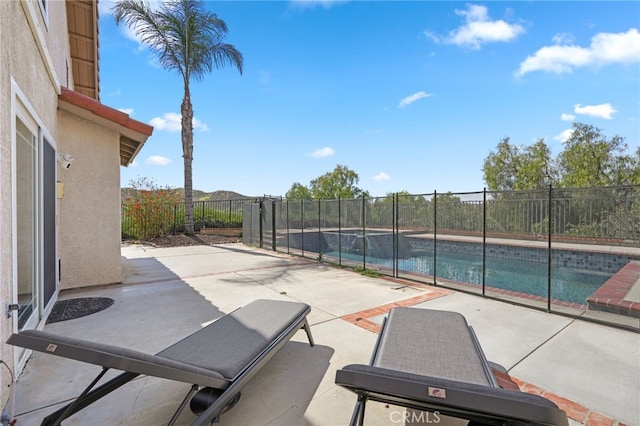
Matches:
[341,285,626,426]
[586,261,640,318]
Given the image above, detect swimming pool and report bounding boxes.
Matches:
[329,250,611,304]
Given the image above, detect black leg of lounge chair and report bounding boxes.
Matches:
[359,397,367,426]
[42,371,139,426]
[168,384,200,426]
[303,319,315,346]
[349,396,367,426]
[48,367,109,426]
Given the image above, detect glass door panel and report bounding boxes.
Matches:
[15,117,38,331]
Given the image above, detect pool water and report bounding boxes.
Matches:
[329,251,611,304]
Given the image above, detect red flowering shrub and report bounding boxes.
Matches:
[122,177,183,240]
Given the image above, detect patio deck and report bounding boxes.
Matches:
[11,243,640,425]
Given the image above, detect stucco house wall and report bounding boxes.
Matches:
[0,0,67,411]
[0,2,10,414]
[57,110,123,288]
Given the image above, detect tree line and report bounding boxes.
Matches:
[483,122,639,191]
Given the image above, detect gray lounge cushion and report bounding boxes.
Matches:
[373,308,491,386]
[158,299,310,380]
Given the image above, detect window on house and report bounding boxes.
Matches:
[38,0,48,27]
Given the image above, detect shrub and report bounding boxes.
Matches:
[122,177,182,240]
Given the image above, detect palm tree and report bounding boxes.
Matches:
[113,0,243,235]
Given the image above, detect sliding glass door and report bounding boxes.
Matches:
[15,116,39,331]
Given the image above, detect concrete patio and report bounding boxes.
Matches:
[11,243,640,425]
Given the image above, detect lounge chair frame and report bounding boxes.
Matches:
[8,299,314,426]
[335,307,568,426]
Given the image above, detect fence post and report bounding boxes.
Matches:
[362,194,366,270]
[318,199,322,260]
[338,197,342,266]
[433,190,437,286]
[301,199,305,258]
[286,200,290,254]
[259,199,264,249]
[547,185,553,313]
[173,204,177,235]
[394,193,398,278]
[482,188,487,296]
[272,199,277,251]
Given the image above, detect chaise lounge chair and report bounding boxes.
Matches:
[335,307,569,426]
[8,299,314,426]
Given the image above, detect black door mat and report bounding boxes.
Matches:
[47,297,114,324]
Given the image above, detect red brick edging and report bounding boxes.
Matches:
[587,261,640,318]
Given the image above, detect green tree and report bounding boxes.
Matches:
[482,137,522,191]
[558,123,630,187]
[483,123,637,190]
[483,137,557,191]
[309,164,369,199]
[518,139,557,189]
[113,0,243,235]
[285,182,312,200]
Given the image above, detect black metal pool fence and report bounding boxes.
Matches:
[121,198,253,240]
[242,185,640,330]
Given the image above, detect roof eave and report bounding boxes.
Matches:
[58,87,153,166]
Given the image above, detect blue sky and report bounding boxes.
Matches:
[98,1,640,197]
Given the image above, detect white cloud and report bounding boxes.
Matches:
[118,108,134,115]
[552,33,574,45]
[149,112,209,132]
[150,113,181,132]
[192,117,210,131]
[574,103,617,119]
[310,147,335,158]
[372,172,391,182]
[290,0,348,10]
[145,155,171,166]
[560,113,575,121]
[517,28,640,76]
[554,128,574,143]
[398,91,432,108]
[427,4,525,49]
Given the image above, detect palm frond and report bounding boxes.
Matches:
[111,0,185,77]
[113,0,243,83]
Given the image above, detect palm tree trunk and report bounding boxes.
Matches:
[182,84,195,235]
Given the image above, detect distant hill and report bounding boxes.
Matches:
[193,190,255,201]
[122,188,256,201]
